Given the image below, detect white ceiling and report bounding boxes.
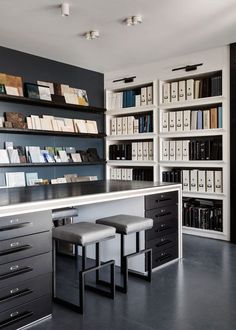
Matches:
[0,0,236,73]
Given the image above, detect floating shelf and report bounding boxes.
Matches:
[0,161,106,167]
[159,129,225,138]
[106,105,157,116]
[182,191,225,200]
[159,161,224,168]
[0,127,105,139]
[107,160,156,167]
[182,226,226,240]
[159,96,224,110]
[106,133,155,141]
[0,94,106,114]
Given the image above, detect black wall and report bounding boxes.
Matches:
[0,46,105,181]
[230,43,236,243]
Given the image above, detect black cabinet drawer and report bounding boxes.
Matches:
[146,232,178,254]
[145,205,178,223]
[152,246,178,269]
[0,253,52,288]
[146,218,178,240]
[145,191,178,211]
[0,273,51,313]
[0,295,51,330]
[0,232,51,265]
[0,211,52,241]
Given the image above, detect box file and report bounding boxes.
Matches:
[143,142,149,161]
[206,171,214,193]
[182,170,190,191]
[186,79,194,100]
[141,87,147,105]
[182,140,190,161]
[116,168,122,180]
[179,80,186,101]
[198,170,206,192]
[163,83,170,103]
[111,118,116,135]
[126,168,133,180]
[116,117,122,135]
[169,111,176,132]
[127,116,134,134]
[162,141,169,161]
[121,168,126,180]
[191,111,198,130]
[147,86,153,105]
[122,117,128,135]
[162,112,169,132]
[133,119,139,134]
[176,111,183,131]
[135,95,141,107]
[169,141,176,161]
[148,142,153,160]
[110,168,116,180]
[190,170,198,192]
[176,141,183,161]
[132,143,138,161]
[183,110,191,131]
[137,142,143,161]
[214,171,222,193]
[171,82,178,102]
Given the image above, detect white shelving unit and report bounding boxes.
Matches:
[105,80,158,181]
[158,68,230,241]
[105,60,230,241]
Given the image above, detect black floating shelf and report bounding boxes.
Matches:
[0,161,106,167]
[0,127,105,139]
[0,94,106,114]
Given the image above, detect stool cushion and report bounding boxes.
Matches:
[52,222,116,246]
[96,214,153,235]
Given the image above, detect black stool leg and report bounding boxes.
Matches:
[52,239,57,298]
[82,246,86,271]
[96,242,100,283]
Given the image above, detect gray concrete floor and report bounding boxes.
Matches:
[32,235,236,330]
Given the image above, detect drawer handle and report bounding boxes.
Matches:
[0,244,32,256]
[0,222,31,232]
[0,288,33,303]
[0,266,33,281]
[155,211,171,218]
[159,253,171,262]
[156,240,171,247]
[0,311,33,328]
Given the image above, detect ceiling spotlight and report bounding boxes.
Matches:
[124,15,143,26]
[85,30,100,40]
[61,2,70,17]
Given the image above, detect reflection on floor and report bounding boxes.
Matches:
[32,234,236,330]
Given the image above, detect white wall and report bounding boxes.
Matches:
[105,46,229,89]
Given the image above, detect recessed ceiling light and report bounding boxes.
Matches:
[61,2,70,17]
[124,15,143,26]
[84,30,100,40]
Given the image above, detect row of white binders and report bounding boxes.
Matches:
[110,168,133,180]
[182,169,222,193]
[131,142,153,161]
[110,116,139,135]
[108,86,153,110]
[162,140,189,161]
[161,107,222,132]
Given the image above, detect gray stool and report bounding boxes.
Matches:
[96,214,153,293]
[52,222,116,314]
[52,207,78,256]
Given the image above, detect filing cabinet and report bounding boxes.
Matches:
[145,191,179,268]
[0,210,52,329]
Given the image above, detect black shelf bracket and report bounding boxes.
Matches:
[172,63,203,72]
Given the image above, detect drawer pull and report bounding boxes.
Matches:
[0,310,33,328]
[156,239,171,247]
[0,222,31,232]
[0,266,33,281]
[0,288,33,303]
[0,244,32,256]
[159,253,171,262]
[155,211,171,218]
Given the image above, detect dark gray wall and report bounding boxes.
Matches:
[0,46,105,181]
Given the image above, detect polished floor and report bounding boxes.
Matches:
[32,235,236,330]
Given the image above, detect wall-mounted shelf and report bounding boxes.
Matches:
[0,161,106,167]
[0,94,106,114]
[106,105,156,116]
[159,96,224,110]
[106,133,155,141]
[182,191,225,200]
[0,127,105,139]
[159,161,225,168]
[159,129,225,138]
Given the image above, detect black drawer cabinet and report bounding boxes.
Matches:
[0,273,51,313]
[145,191,179,269]
[0,210,52,329]
[0,295,51,330]
[0,211,52,241]
[0,232,51,265]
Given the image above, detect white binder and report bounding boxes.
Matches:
[162,141,169,161]
[198,170,206,192]
[147,86,153,105]
[178,80,186,101]
[186,79,194,100]
[116,168,122,180]
[121,168,127,180]
[122,117,128,135]
[163,83,170,104]
[176,111,183,131]
[137,142,143,161]
[111,118,116,135]
[141,87,147,105]
[183,110,191,131]
[116,117,122,135]
[148,142,153,160]
[182,140,190,161]
[171,82,178,102]
[169,111,176,132]
[131,142,138,161]
[176,141,183,161]
[206,171,214,193]
[143,142,149,161]
[190,169,198,192]
[214,171,222,193]
[162,112,169,132]
[169,141,176,161]
[182,170,190,191]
